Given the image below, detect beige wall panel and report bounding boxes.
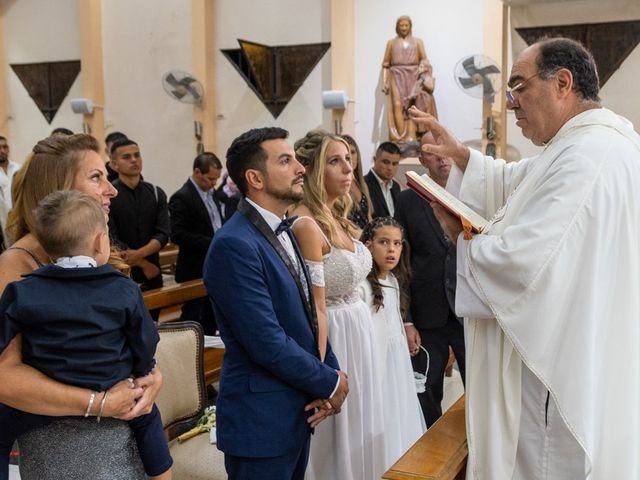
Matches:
[102,0,193,196]
[3,0,82,164]
[213,0,331,166]
[354,0,484,169]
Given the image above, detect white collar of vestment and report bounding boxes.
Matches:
[546,107,635,147]
[55,255,97,269]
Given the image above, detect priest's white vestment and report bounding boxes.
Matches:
[447,108,640,479]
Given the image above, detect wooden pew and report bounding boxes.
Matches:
[159,243,179,275]
[144,279,206,323]
[383,395,467,480]
[204,347,224,385]
[143,279,223,384]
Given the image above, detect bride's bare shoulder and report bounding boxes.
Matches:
[289,204,313,218]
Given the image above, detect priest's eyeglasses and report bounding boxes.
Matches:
[506,72,540,104]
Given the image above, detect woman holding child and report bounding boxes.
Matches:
[0,134,163,479]
[292,131,385,480]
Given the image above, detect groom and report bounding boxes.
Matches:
[204,127,348,480]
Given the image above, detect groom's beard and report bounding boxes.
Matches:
[265,176,305,204]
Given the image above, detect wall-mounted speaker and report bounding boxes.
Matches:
[70,98,95,114]
[322,90,349,110]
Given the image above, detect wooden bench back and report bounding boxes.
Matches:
[143,279,207,311]
[383,395,467,480]
[159,243,179,275]
[143,279,223,384]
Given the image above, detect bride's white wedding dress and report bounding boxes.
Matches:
[303,224,386,480]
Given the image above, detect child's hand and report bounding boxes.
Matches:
[118,368,164,420]
[103,378,144,418]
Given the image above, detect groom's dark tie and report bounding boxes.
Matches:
[275,216,299,236]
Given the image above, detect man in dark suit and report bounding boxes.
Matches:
[168,152,224,335]
[108,138,170,294]
[365,141,402,218]
[204,127,348,480]
[394,131,465,428]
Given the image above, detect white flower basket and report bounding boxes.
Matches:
[413,345,430,393]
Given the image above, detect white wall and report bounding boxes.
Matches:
[3,0,83,165]
[102,0,194,195]
[354,0,484,169]
[3,0,640,191]
[508,0,640,159]
[213,0,331,174]
[213,0,483,174]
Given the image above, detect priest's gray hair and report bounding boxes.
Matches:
[536,37,600,103]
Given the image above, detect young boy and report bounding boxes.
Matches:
[0,190,172,480]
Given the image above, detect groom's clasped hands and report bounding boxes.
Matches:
[305,370,349,427]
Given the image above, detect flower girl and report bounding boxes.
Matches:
[360,217,426,466]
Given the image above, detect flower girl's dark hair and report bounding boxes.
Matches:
[361,217,411,319]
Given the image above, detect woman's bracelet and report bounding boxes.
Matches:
[96,391,108,423]
[84,391,96,418]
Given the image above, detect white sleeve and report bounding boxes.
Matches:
[305,259,325,288]
[448,148,535,220]
[455,234,494,318]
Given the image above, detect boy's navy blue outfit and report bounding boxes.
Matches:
[0,261,172,479]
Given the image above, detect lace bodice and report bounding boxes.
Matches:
[294,216,372,307]
[316,241,372,307]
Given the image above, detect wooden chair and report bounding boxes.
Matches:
[155,321,227,479]
[144,283,224,386]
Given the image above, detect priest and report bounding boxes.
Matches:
[409,37,640,479]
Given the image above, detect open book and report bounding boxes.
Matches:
[405,171,488,235]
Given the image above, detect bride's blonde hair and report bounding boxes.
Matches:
[298,134,358,245]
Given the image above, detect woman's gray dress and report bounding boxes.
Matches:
[18,418,145,480]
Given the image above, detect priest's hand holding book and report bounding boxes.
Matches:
[405,170,487,241]
[431,202,464,245]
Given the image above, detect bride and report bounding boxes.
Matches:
[292,132,386,480]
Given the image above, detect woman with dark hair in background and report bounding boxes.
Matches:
[342,134,372,230]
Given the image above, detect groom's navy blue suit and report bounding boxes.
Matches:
[204,199,339,479]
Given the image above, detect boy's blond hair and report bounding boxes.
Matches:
[34,190,107,261]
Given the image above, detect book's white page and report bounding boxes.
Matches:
[406,171,488,231]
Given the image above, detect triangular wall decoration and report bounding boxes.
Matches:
[516,21,640,86]
[222,39,330,118]
[10,60,81,124]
